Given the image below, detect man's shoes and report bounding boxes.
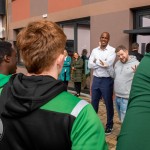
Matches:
[84,86,88,89]
[105,127,113,135]
[74,93,80,97]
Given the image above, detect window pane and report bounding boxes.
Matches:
[142,15,150,27]
[137,35,150,54]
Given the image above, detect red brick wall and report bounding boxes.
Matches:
[12,0,30,22]
[48,0,82,13]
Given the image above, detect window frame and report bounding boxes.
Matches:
[133,7,150,29]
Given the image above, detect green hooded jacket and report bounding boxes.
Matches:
[0,74,11,93]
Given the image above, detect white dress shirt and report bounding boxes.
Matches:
[88,44,116,77]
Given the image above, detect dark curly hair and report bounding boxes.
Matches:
[17,20,66,74]
[146,43,150,53]
[0,41,13,64]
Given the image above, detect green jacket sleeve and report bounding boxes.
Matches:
[74,58,83,69]
[71,104,108,150]
[117,53,150,150]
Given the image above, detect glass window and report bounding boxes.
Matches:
[137,35,150,54]
[141,15,150,27]
[134,8,150,28]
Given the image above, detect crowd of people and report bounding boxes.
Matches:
[58,47,90,96]
[0,19,150,149]
[0,20,107,150]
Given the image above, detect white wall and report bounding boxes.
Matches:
[78,26,90,57]
[63,25,74,40]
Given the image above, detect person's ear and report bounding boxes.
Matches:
[56,54,64,68]
[126,50,129,55]
[57,54,64,64]
[56,54,64,73]
[4,55,11,63]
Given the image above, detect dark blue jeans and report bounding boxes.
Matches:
[91,76,114,128]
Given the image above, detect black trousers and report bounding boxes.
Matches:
[63,81,68,90]
[63,72,68,90]
[74,82,81,95]
[91,76,114,128]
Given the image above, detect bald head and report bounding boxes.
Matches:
[100,32,110,40]
[100,32,110,49]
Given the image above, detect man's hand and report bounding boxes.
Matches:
[72,67,76,70]
[99,59,108,67]
[99,42,101,48]
[93,58,97,63]
[131,65,137,72]
[99,59,104,66]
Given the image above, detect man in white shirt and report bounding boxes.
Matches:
[88,32,116,135]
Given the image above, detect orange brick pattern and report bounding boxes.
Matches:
[48,0,82,13]
[12,0,30,22]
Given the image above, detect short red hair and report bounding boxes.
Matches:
[17,20,66,74]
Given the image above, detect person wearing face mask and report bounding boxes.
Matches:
[114,45,139,123]
[88,32,116,135]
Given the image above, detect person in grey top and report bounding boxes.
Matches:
[114,45,139,123]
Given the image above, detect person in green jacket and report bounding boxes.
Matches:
[0,41,17,93]
[71,52,83,97]
[58,49,71,89]
[117,53,150,150]
[0,20,108,150]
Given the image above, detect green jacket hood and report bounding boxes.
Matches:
[0,74,11,88]
[0,73,66,118]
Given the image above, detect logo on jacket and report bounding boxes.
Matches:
[0,118,4,140]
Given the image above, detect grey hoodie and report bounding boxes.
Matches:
[114,56,139,99]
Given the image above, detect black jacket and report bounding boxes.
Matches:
[0,73,76,150]
[129,51,143,62]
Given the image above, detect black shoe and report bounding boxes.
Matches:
[76,93,80,97]
[74,93,80,97]
[84,86,88,89]
[105,127,113,135]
